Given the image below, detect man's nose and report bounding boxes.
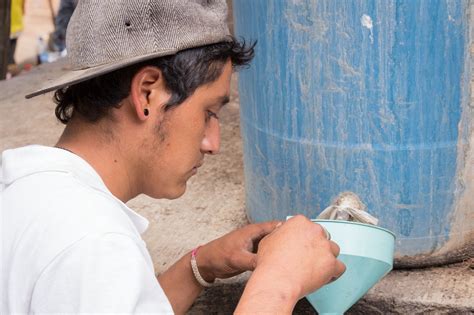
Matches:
[201,119,220,155]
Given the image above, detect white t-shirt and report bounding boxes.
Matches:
[1,145,174,314]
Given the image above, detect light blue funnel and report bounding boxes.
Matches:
[307,220,395,314]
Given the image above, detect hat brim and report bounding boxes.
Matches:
[25,48,177,99]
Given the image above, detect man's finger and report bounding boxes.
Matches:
[329,240,340,257]
[325,259,346,285]
[334,259,346,279]
[246,221,282,240]
[241,221,282,254]
[234,251,258,271]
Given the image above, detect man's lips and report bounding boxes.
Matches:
[190,161,204,174]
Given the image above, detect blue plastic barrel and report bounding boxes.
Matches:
[233,0,472,267]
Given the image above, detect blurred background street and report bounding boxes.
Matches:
[15,0,59,64]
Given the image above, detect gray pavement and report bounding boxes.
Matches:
[1,60,473,314]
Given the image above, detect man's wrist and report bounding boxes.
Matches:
[236,266,301,314]
[192,245,216,283]
[252,265,302,300]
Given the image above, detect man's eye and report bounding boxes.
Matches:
[206,110,219,121]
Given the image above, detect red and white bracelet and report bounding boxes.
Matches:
[191,246,214,288]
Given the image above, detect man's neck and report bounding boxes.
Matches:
[56,118,141,203]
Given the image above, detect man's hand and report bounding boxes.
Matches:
[196,221,281,282]
[158,221,280,314]
[235,215,346,314]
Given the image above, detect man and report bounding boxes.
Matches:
[48,0,77,53]
[7,0,25,77]
[1,1,345,314]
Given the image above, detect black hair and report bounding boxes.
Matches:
[54,37,255,124]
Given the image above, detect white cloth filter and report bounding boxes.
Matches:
[317,192,379,226]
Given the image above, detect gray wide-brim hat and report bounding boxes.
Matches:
[26,0,230,99]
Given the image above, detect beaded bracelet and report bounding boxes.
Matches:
[191,246,214,287]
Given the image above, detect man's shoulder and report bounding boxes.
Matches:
[2,146,147,274]
[3,169,141,243]
[5,170,148,271]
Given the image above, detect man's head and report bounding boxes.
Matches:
[54,38,254,199]
[53,38,254,124]
[31,0,256,200]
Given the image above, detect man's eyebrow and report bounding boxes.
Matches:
[218,95,230,107]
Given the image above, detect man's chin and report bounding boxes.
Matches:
[166,190,186,200]
[158,184,187,200]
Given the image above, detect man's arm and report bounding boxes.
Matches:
[158,217,345,314]
[234,268,300,314]
[157,251,205,315]
[30,233,173,314]
[235,215,346,314]
[158,222,280,314]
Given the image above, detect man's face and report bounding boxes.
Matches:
[142,60,232,199]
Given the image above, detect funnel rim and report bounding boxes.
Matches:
[311,219,396,238]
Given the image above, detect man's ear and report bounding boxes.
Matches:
[129,66,169,121]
